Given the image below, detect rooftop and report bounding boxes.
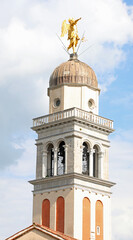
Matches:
[49,53,98,89]
[6,223,77,240]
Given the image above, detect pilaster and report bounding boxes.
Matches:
[42,150,48,178]
[90,148,95,177]
[64,144,68,174]
[54,147,58,176]
[98,152,104,179]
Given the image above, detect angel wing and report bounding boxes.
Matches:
[61,20,69,37]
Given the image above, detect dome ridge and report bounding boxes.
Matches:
[49,55,98,89]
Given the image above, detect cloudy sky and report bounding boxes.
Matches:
[0,0,133,239]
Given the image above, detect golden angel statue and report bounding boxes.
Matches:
[61,17,81,53]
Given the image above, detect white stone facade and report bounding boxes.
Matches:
[48,85,99,115]
[74,187,111,240]
[30,56,115,240]
[30,173,113,240]
[34,116,111,180]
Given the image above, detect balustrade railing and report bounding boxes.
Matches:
[33,107,113,129]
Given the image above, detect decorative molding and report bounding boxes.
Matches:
[29,173,115,187]
[29,173,115,196]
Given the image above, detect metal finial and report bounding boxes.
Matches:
[69,53,78,60]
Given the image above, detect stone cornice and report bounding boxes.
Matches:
[34,129,110,146]
[32,116,114,135]
[29,172,115,189]
[48,83,101,93]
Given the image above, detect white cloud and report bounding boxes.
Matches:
[0,0,133,239]
[99,74,116,92]
[0,178,32,240]
[109,130,133,240]
[0,137,35,239]
[9,138,36,177]
[0,18,61,84]
[0,0,133,85]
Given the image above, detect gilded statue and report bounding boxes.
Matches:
[61,17,81,53]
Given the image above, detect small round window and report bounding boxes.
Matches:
[54,98,61,107]
[88,99,95,109]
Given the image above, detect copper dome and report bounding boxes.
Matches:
[49,54,98,89]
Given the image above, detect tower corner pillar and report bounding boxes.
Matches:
[54,147,58,176]
[98,151,104,179]
[89,148,95,177]
[42,150,48,178]
[64,144,68,174]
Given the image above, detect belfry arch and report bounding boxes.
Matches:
[93,145,99,178]
[57,141,65,175]
[82,142,90,175]
[47,143,54,177]
[92,144,104,178]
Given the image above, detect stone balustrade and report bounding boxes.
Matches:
[33,107,113,129]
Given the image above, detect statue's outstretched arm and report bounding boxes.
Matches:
[75,17,81,25]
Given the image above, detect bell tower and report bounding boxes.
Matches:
[30,53,115,240]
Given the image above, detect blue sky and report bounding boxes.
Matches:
[0,0,133,239]
[100,46,133,129]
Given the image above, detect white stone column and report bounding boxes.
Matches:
[98,152,104,179]
[54,147,58,176]
[51,147,54,176]
[80,145,84,174]
[64,144,68,174]
[89,148,95,177]
[42,150,47,178]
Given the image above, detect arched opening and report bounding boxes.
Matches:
[47,144,54,177]
[82,142,90,175]
[57,141,65,175]
[56,196,64,233]
[42,199,50,227]
[82,197,91,240]
[93,145,99,177]
[95,200,103,240]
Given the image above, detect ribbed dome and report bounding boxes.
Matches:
[49,54,98,89]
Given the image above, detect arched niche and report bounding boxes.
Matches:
[57,141,65,175]
[42,199,50,228]
[82,197,91,240]
[95,200,103,240]
[56,196,64,233]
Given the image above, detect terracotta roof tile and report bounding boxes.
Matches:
[6,223,77,240]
